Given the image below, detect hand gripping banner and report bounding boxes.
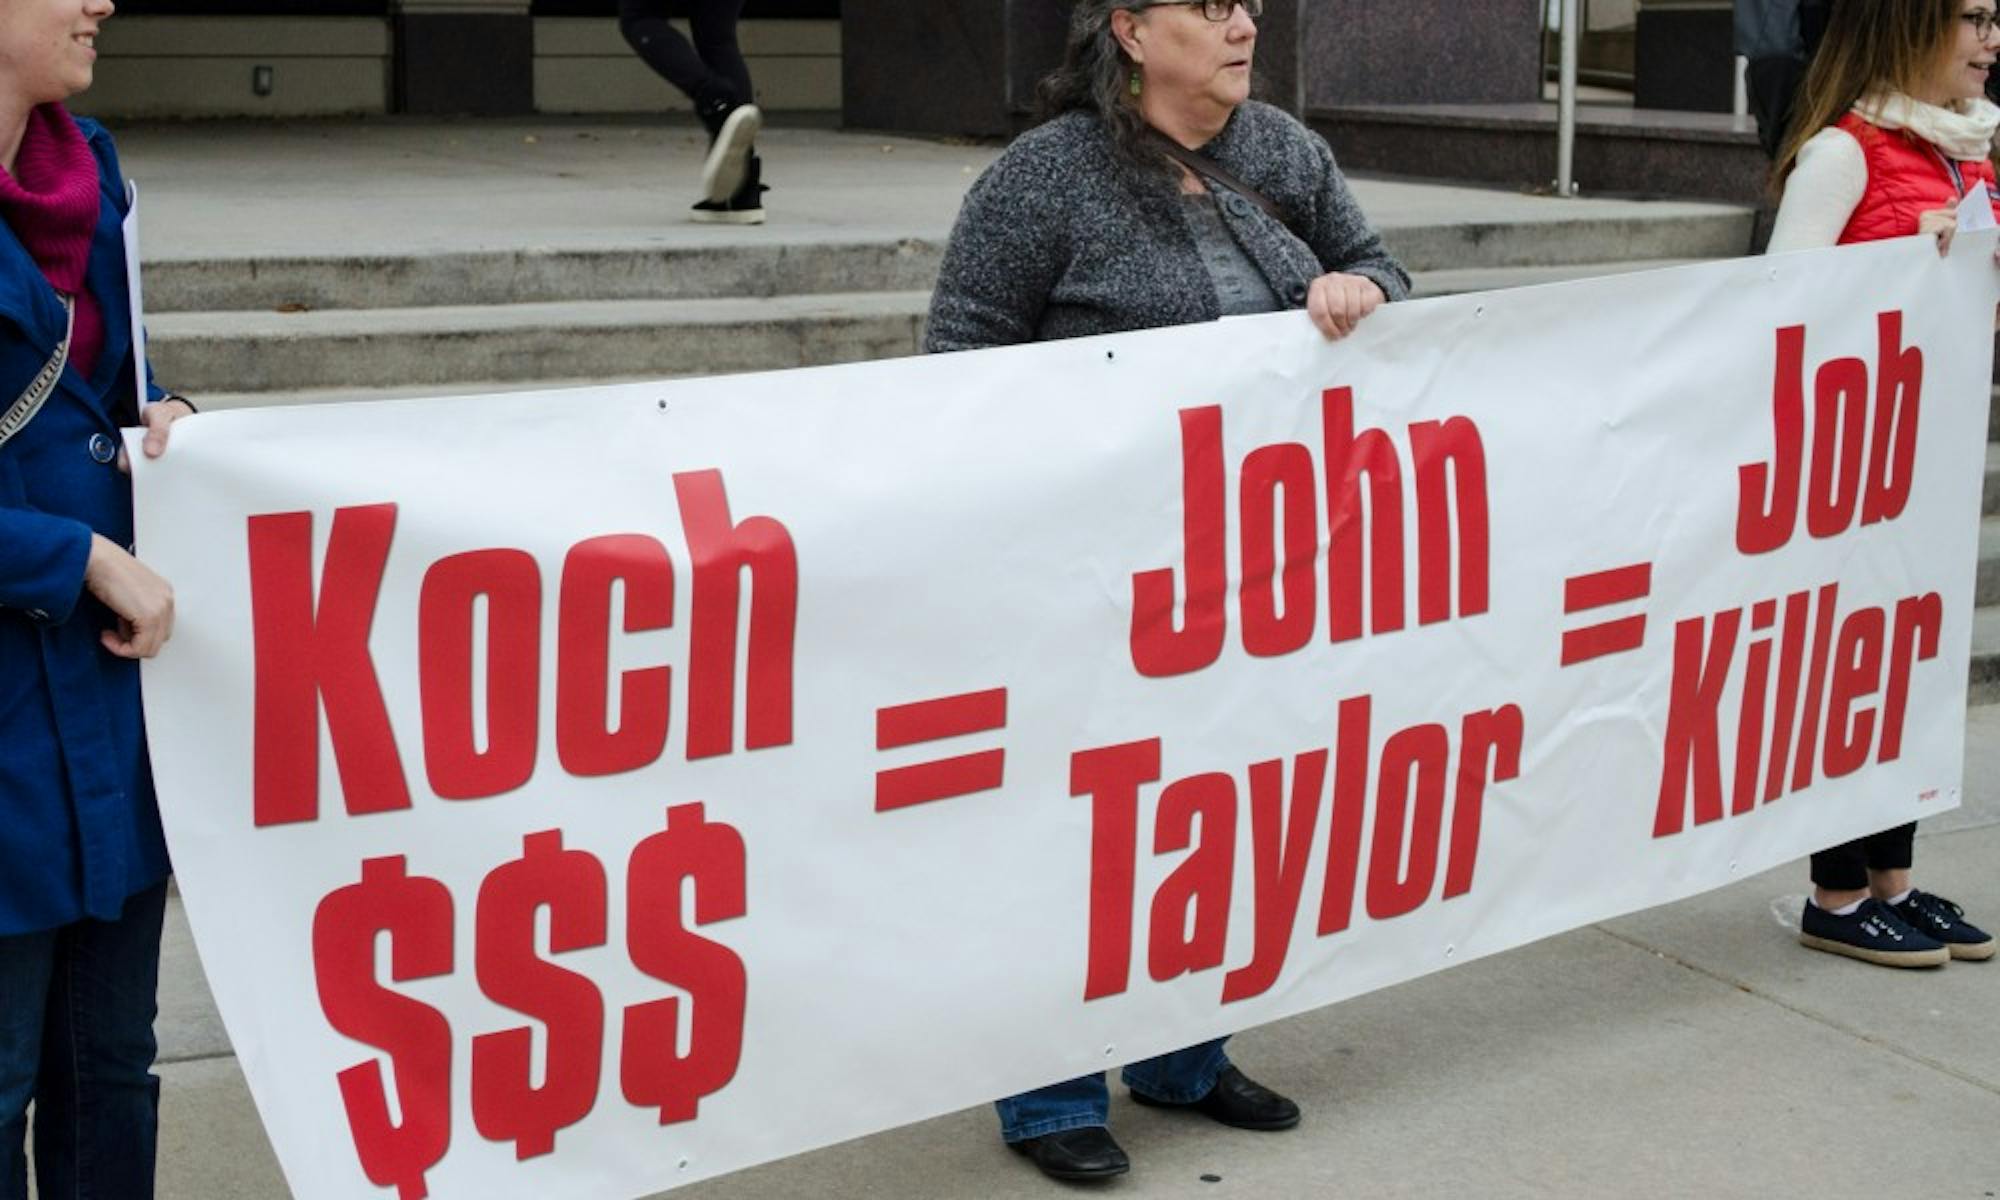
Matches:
[135,234,1997,1199]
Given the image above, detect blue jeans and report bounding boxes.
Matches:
[0,881,166,1200]
[995,1037,1230,1142]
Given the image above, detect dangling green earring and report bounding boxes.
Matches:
[1130,69,1143,98]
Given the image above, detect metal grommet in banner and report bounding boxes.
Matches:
[87,432,116,464]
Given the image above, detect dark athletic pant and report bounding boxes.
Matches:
[618,0,753,112]
[1810,823,1917,892]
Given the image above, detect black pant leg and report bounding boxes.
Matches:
[618,0,729,105]
[687,0,753,108]
[1861,822,1917,873]
[1810,822,1918,890]
[1810,838,1870,891]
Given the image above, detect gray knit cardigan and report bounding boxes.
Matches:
[924,101,1412,353]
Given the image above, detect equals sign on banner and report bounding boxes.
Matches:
[1560,562,1654,667]
[874,687,1009,812]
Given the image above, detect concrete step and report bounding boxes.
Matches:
[1381,208,1755,274]
[1313,103,1768,206]
[146,291,932,393]
[143,240,945,315]
[158,257,1756,395]
[143,209,1756,315]
[1409,259,1716,299]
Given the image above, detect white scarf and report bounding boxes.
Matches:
[1854,90,2000,160]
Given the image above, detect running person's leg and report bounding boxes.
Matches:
[683,0,762,210]
[619,0,763,212]
[618,0,739,110]
[687,0,753,113]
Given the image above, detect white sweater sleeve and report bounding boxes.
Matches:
[1766,128,1868,253]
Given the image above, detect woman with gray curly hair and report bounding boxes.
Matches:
[925,0,1409,1183]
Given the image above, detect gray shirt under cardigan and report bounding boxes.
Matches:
[924,100,1411,353]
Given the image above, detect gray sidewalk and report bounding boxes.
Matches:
[111,115,1746,266]
[153,707,2000,1199]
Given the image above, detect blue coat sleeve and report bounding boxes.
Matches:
[0,503,92,622]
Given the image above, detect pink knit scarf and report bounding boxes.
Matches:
[0,105,104,380]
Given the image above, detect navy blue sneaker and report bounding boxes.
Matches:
[1799,898,1949,967]
[1890,890,1996,961]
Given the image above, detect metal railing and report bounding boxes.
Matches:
[1548,3,1749,198]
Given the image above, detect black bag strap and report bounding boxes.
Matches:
[0,294,74,452]
[1145,127,1296,232]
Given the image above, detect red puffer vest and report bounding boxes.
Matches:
[1836,111,2000,245]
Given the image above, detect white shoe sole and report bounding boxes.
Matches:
[700,104,762,203]
[689,208,766,225]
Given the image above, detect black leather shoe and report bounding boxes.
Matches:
[1009,1126,1131,1181]
[1131,1066,1301,1131]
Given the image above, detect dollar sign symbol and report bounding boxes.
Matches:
[469,830,608,1160]
[621,803,748,1125]
[312,856,455,1200]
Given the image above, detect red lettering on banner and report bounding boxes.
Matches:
[1653,586,1943,838]
[247,472,798,827]
[1221,750,1327,1003]
[1148,773,1236,981]
[556,535,675,777]
[1731,600,1779,816]
[1130,392,1491,677]
[419,550,543,800]
[1073,739,1162,1001]
[1131,407,1228,676]
[1880,593,1942,761]
[1239,442,1317,657]
[1315,695,1373,937]
[1738,314,1922,554]
[1761,592,1813,803]
[1324,386,1406,642]
[1655,609,1743,836]
[1409,416,1491,627]
[1365,724,1452,920]
[1861,312,1923,526]
[1075,698,1523,1003]
[312,856,455,1200]
[1442,706,1523,899]
[675,470,798,760]
[249,504,409,826]
[623,803,749,1125]
[311,815,756,1181]
[470,831,608,1160]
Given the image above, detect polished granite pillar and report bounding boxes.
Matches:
[1633,0,1734,113]
[842,0,1308,138]
[1303,0,1542,107]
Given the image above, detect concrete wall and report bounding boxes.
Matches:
[82,17,394,118]
[76,16,842,119]
[536,18,841,114]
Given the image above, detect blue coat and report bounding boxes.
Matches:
[0,116,170,937]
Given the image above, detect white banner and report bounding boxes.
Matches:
[136,234,1996,1200]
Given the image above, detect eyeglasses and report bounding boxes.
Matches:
[1964,8,2000,39]
[1139,0,1263,22]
